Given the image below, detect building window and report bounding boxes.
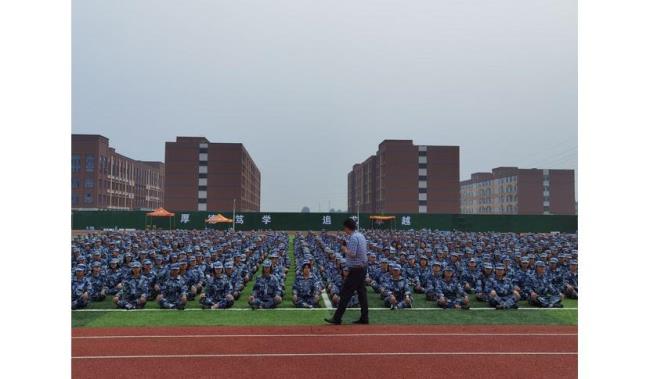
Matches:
[72,178,80,189]
[72,194,79,205]
[84,192,93,204]
[72,154,81,172]
[84,178,94,188]
[85,155,95,172]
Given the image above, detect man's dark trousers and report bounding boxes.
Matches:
[332,267,369,322]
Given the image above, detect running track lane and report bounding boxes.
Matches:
[72,325,577,379]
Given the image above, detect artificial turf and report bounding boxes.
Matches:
[72,235,578,328]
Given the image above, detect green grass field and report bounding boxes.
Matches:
[72,235,577,328]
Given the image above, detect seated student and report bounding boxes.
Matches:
[460,258,481,294]
[512,258,533,300]
[383,264,413,310]
[71,265,92,310]
[179,260,198,301]
[157,263,188,310]
[187,256,205,295]
[562,260,578,299]
[422,261,443,301]
[142,259,160,301]
[413,256,430,294]
[436,266,470,309]
[403,255,419,288]
[365,253,379,286]
[370,258,391,294]
[200,262,234,309]
[224,261,244,300]
[331,266,359,308]
[525,261,563,308]
[292,260,321,308]
[486,264,520,309]
[113,262,149,310]
[249,260,282,309]
[105,258,124,296]
[88,261,107,302]
[475,263,494,302]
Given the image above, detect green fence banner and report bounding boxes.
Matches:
[72,211,577,233]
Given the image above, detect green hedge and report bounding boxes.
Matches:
[72,211,577,233]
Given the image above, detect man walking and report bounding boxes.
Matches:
[325,218,369,324]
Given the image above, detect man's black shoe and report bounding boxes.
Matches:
[352,319,369,324]
[324,318,341,325]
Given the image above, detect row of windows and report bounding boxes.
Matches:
[71,192,93,205]
[71,178,95,189]
[72,154,97,173]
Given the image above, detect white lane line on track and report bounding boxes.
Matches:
[73,332,577,339]
[72,351,577,359]
[72,307,577,312]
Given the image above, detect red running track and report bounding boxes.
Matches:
[72,325,577,379]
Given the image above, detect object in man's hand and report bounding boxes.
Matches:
[340,239,347,246]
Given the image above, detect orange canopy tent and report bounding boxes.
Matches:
[369,215,396,229]
[145,208,176,230]
[204,213,234,230]
[205,214,233,224]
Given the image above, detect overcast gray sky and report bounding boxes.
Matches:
[72,0,577,212]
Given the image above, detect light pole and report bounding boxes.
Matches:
[356,200,360,229]
[232,198,236,232]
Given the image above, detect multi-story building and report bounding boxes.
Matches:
[71,134,165,210]
[348,140,460,214]
[460,167,575,215]
[164,137,261,212]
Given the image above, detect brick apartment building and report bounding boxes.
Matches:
[460,167,575,215]
[164,137,260,212]
[348,140,460,214]
[71,134,165,210]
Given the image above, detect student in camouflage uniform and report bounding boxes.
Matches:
[88,262,107,302]
[224,261,244,300]
[200,262,234,309]
[563,260,578,299]
[436,266,470,309]
[157,263,188,310]
[486,264,520,309]
[525,261,563,308]
[105,258,123,295]
[383,264,413,310]
[249,260,282,309]
[71,265,91,310]
[113,262,149,310]
[292,260,321,308]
